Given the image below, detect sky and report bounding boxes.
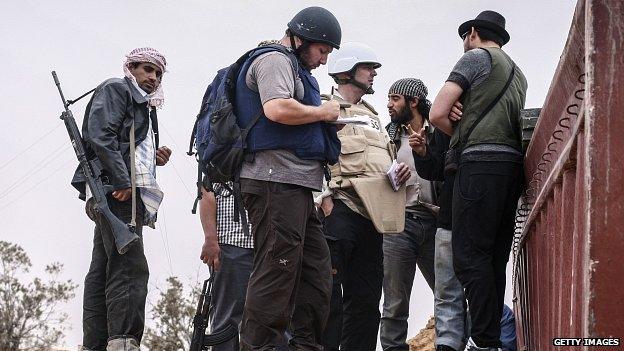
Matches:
[0,0,577,349]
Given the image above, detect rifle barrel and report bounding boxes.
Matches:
[51,71,69,110]
[51,70,138,255]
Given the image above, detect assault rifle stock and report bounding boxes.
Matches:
[190,271,238,350]
[51,71,139,254]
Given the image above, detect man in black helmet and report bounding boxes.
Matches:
[236,6,343,351]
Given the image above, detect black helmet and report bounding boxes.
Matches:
[287,6,342,49]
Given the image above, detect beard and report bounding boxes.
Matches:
[391,105,412,125]
[139,82,156,94]
[297,43,315,71]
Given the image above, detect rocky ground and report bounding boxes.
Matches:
[407,316,436,351]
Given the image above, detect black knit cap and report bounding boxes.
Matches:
[458,10,510,45]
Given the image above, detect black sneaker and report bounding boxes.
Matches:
[464,338,502,351]
[437,345,457,351]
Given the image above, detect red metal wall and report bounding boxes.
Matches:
[513,0,624,350]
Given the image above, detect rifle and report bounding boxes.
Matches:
[51,71,139,255]
[190,269,238,350]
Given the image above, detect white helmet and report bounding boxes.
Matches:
[328,42,381,75]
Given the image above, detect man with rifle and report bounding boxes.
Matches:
[66,47,171,351]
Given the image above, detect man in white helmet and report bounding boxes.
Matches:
[318,42,409,351]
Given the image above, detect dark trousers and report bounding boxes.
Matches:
[452,160,522,348]
[321,200,383,351]
[240,179,332,351]
[210,244,253,351]
[211,244,289,351]
[82,197,148,350]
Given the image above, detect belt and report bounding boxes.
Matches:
[405,211,435,221]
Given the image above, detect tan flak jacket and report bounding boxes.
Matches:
[323,93,407,234]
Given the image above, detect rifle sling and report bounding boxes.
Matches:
[129,117,137,229]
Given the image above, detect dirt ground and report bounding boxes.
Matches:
[407,316,436,351]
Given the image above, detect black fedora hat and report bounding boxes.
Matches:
[458,10,510,45]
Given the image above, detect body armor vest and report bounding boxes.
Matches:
[327,95,393,188]
[324,93,406,234]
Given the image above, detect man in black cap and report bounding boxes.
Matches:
[234,6,342,351]
[430,10,527,351]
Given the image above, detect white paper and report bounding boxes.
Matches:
[386,159,400,191]
[327,114,370,125]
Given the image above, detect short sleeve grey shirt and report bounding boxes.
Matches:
[245,51,304,103]
[240,50,324,191]
[447,48,492,91]
[447,48,521,155]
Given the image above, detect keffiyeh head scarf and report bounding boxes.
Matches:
[388,78,430,105]
[387,78,432,140]
[123,47,168,108]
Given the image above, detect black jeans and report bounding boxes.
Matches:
[452,160,522,348]
[321,200,383,351]
[240,179,332,351]
[82,196,148,350]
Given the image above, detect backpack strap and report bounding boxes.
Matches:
[228,110,263,235]
[458,61,516,152]
[187,119,199,156]
[231,176,250,236]
[252,44,298,66]
[189,97,210,214]
[245,44,300,87]
[191,157,205,214]
[187,82,214,156]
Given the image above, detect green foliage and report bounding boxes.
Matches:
[143,276,199,351]
[0,240,77,351]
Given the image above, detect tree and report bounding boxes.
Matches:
[143,276,198,351]
[0,240,77,351]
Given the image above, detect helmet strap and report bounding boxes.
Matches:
[332,70,375,94]
[289,33,310,55]
[335,70,374,94]
[289,33,299,53]
[332,74,375,94]
[352,78,375,95]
